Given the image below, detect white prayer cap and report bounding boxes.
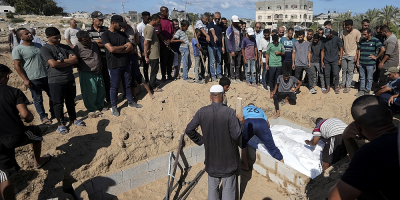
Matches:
[210,85,224,93]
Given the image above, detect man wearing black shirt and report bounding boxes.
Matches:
[185,85,244,200]
[329,95,399,199]
[221,17,230,77]
[0,65,51,200]
[101,15,134,117]
[41,27,85,134]
[207,12,224,82]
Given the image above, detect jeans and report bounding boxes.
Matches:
[324,62,340,87]
[180,47,191,80]
[245,59,256,83]
[311,63,325,88]
[208,174,236,200]
[29,77,55,121]
[341,56,355,87]
[160,45,174,79]
[262,63,269,88]
[230,51,242,80]
[78,71,106,112]
[149,59,160,89]
[295,65,316,88]
[208,46,222,78]
[49,80,76,126]
[269,67,282,91]
[359,64,374,92]
[273,92,297,111]
[194,56,203,81]
[109,65,132,107]
[101,57,111,102]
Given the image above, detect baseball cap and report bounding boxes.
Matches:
[294,26,301,31]
[210,85,224,93]
[231,15,239,23]
[91,11,105,19]
[247,28,255,35]
[324,28,332,36]
[384,67,400,75]
[111,15,127,26]
[324,21,332,26]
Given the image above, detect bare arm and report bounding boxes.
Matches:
[65,39,74,48]
[308,51,311,67]
[16,103,34,123]
[321,49,325,67]
[376,46,385,58]
[293,80,302,91]
[170,37,184,44]
[200,29,210,42]
[375,85,392,96]
[254,47,258,60]
[144,39,150,63]
[47,55,78,68]
[242,49,246,64]
[94,39,104,48]
[305,136,320,146]
[104,42,132,53]
[292,49,296,68]
[14,60,29,82]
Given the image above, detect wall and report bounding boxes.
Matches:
[0,6,15,14]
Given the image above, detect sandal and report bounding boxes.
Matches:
[74,119,86,127]
[36,154,52,169]
[335,88,340,94]
[57,126,69,135]
[42,118,52,125]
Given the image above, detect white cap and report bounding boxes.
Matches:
[247,28,255,36]
[210,85,224,93]
[9,27,15,30]
[231,15,239,23]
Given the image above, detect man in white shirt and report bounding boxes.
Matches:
[258,29,271,90]
[64,19,81,48]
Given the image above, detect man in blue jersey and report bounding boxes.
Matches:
[280,28,297,76]
[241,103,283,171]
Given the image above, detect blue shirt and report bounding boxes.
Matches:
[280,37,297,62]
[243,105,268,120]
[192,38,201,57]
[387,77,400,94]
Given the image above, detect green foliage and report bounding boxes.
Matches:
[188,13,200,24]
[388,24,399,39]
[10,18,25,23]
[6,12,14,19]
[308,22,320,33]
[8,0,64,15]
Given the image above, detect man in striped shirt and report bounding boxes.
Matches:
[355,28,385,96]
[305,118,348,170]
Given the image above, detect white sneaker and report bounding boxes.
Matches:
[309,88,317,94]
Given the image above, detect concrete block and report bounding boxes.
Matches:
[301,126,313,134]
[191,144,204,156]
[253,163,267,176]
[196,152,205,164]
[286,183,298,194]
[154,168,168,180]
[259,151,277,171]
[107,170,123,185]
[277,161,296,183]
[82,179,94,196]
[247,146,256,161]
[130,172,155,189]
[89,190,102,200]
[147,153,170,171]
[279,118,302,130]
[103,180,131,196]
[269,118,279,127]
[182,147,192,158]
[268,172,284,187]
[122,161,149,182]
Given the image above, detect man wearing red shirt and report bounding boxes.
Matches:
[155,7,175,81]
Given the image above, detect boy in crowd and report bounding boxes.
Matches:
[0,65,51,200]
[305,118,348,170]
[219,76,231,105]
[41,27,85,134]
[292,30,315,94]
[12,28,54,125]
[258,29,271,91]
[265,35,285,96]
[241,27,258,86]
[172,19,182,79]
[310,34,326,92]
[192,28,205,84]
[280,28,297,76]
[271,71,302,119]
[171,20,192,83]
[101,15,135,117]
[241,103,283,171]
[73,30,106,117]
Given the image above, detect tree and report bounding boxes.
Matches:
[9,0,64,15]
[364,8,383,28]
[188,13,200,24]
[381,5,399,25]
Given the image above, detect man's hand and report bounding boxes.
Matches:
[388,96,395,106]
[69,45,75,49]
[23,79,31,88]
[206,35,210,42]
[275,51,281,56]
[321,63,325,68]
[356,61,360,68]
[353,56,357,62]
[181,40,185,44]
[270,91,274,98]
[368,54,377,60]
[230,52,236,57]
[292,63,295,70]
[378,62,384,69]
[222,48,225,54]
[165,39,171,46]
[291,88,296,92]
[237,114,245,123]
[214,36,218,43]
[265,65,269,70]
[308,63,311,68]
[305,140,310,145]
[243,58,247,64]
[145,57,150,64]
[338,59,342,66]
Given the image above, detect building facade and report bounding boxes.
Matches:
[256,0,313,28]
[0,6,15,15]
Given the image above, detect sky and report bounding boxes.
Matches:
[61,0,399,20]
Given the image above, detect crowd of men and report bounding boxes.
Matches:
[1,7,400,200]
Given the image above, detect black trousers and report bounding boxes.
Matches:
[149,59,160,89]
[141,56,150,82]
[222,51,230,77]
[282,62,293,76]
[160,45,174,79]
[101,57,111,102]
[273,92,296,111]
[379,68,389,87]
[49,80,76,126]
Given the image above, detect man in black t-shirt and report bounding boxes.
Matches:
[101,15,134,117]
[41,27,85,134]
[207,12,224,82]
[0,65,51,199]
[329,95,400,199]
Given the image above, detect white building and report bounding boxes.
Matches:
[70,11,90,19]
[314,11,340,25]
[0,5,15,14]
[255,0,313,28]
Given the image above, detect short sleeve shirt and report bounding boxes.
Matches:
[340,29,361,56]
[312,118,347,138]
[277,75,297,92]
[258,37,271,62]
[321,35,343,63]
[280,37,297,62]
[358,36,383,66]
[243,105,268,120]
[387,77,400,94]
[143,25,160,60]
[173,29,189,49]
[241,37,256,60]
[86,25,108,55]
[192,38,200,57]
[207,21,223,47]
[195,20,208,33]
[383,34,399,69]
[12,43,47,80]
[40,44,75,84]
[64,27,81,46]
[0,84,30,138]
[266,42,285,67]
[293,41,311,66]
[233,27,241,52]
[101,30,130,69]
[311,41,322,63]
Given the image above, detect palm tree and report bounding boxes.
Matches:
[381,5,399,25]
[365,8,383,27]
[352,14,366,29]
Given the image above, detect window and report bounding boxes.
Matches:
[268,6,271,9]
[268,16,271,19]
[300,15,301,19]
[285,15,288,18]
[4,10,8,12]
[277,5,281,10]
[258,7,262,10]
[309,7,312,11]
[268,22,272,25]
[291,14,297,19]
[258,16,262,20]
[304,5,307,10]
[285,5,288,9]
[279,14,283,18]
[274,14,279,18]
[309,16,311,19]
[304,14,307,19]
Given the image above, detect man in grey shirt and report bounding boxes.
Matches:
[310,34,326,91]
[64,19,81,48]
[292,30,315,94]
[378,26,399,87]
[321,28,343,94]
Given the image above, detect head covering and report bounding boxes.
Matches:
[210,85,224,93]
[111,15,127,26]
[246,27,255,36]
[324,28,332,36]
[9,27,15,31]
[91,11,105,19]
[231,15,239,23]
[384,67,400,75]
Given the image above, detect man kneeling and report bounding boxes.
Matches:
[241,103,283,171]
[271,72,302,119]
[0,65,51,200]
[305,118,348,171]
